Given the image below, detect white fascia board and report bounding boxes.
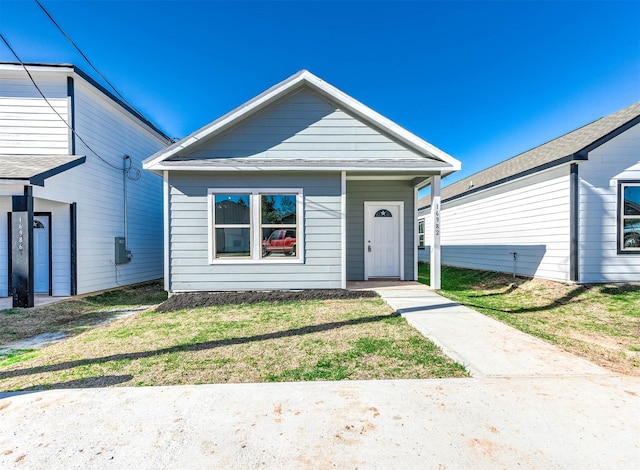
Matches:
[150,164,452,173]
[0,63,74,74]
[144,70,461,172]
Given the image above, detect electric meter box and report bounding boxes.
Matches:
[115,237,131,264]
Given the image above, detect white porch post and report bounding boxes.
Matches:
[430,175,441,290]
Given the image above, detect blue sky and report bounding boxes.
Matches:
[1,0,639,188]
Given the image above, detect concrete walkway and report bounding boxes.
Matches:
[371,282,611,377]
[1,282,638,469]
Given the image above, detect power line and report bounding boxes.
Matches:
[0,32,138,177]
[34,0,145,121]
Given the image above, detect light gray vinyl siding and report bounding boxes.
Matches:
[419,166,572,281]
[168,171,342,291]
[183,89,430,161]
[346,179,415,281]
[0,97,70,155]
[578,123,640,283]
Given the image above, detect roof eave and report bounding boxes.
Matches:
[147,163,456,173]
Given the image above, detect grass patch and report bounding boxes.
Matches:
[0,350,37,367]
[419,263,640,375]
[0,289,468,391]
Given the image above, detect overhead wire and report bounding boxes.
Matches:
[0,32,131,174]
[33,0,146,121]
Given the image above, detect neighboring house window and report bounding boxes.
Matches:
[209,189,302,262]
[418,219,425,249]
[620,182,640,253]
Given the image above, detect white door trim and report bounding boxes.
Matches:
[364,201,404,280]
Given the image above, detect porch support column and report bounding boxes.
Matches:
[430,175,441,290]
[340,171,347,288]
[11,186,34,308]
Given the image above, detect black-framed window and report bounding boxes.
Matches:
[619,181,640,253]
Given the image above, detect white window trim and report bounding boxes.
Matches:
[619,181,640,254]
[208,188,304,264]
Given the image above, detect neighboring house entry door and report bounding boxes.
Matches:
[364,202,403,279]
[34,215,50,294]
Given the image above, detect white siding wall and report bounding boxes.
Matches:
[579,123,640,283]
[41,79,166,294]
[169,172,342,291]
[1,71,168,297]
[0,96,69,155]
[419,166,572,281]
[185,89,428,161]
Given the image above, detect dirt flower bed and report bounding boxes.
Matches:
[156,289,378,312]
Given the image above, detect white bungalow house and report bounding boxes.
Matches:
[0,63,171,307]
[144,70,460,293]
[418,102,640,283]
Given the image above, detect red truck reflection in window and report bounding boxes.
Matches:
[262,229,296,257]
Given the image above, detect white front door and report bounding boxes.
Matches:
[365,202,403,279]
[34,215,50,294]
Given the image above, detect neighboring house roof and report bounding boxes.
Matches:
[0,155,86,186]
[418,101,640,209]
[0,62,171,142]
[144,70,460,174]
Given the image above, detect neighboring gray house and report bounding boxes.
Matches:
[144,70,460,292]
[418,102,640,283]
[0,63,171,307]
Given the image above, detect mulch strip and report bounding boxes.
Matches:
[155,289,379,312]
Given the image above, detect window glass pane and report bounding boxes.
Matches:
[215,194,250,224]
[215,228,250,257]
[261,227,297,258]
[261,194,296,224]
[624,186,640,215]
[418,220,424,234]
[623,218,640,249]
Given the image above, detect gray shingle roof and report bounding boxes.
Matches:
[0,155,86,186]
[418,101,640,209]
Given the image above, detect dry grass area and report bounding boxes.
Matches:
[419,264,640,376]
[0,295,468,391]
[0,281,167,345]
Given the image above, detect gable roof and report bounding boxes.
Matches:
[143,70,460,174]
[418,101,640,209]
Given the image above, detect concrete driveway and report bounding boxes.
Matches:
[1,284,638,469]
